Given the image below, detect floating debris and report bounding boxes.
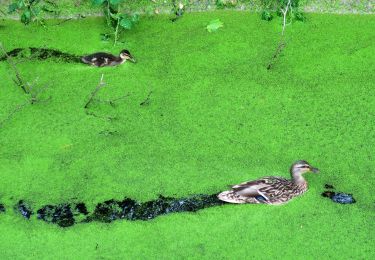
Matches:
[331,193,356,204]
[322,184,356,204]
[17,200,33,219]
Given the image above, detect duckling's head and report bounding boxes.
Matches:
[290,160,319,177]
[120,50,136,63]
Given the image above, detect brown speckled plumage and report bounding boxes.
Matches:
[218,160,319,205]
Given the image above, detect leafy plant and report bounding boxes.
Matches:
[261,10,273,21]
[171,1,185,22]
[8,0,59,25]
[92,0,139,45]
[206,19,224,33]
[216,0,237,9]
[260,0,305,22]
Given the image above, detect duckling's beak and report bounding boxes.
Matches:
[129,56,136,63]
[310,167,320,173]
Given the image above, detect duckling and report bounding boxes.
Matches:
[218,160,319,205]
[81,49,136,67]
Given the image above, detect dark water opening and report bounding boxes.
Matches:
[13,194,224,228]
[0,47,81,63]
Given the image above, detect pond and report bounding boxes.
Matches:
[0,11,374,259]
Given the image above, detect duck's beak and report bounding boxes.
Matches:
[310,167,320,173]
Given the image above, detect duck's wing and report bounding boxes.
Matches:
[231,176,289,200]
[82,52,115,63]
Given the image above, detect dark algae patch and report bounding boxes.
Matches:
[16,200,33,219]
[0,47,82,63]
[0,204,5,213]
[87,194,224,224]
[322,184,356,204]
[12,194,224,227]
[37,203,84,227]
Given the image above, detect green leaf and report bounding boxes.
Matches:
[8,3,18,13]
[32,7,41,16]
[92,0,105,6]
[21,10,31,24]
[100,33,110,41]
[131,13,139,23]
[206,19,224,33]
[261,10,273,21]
[119,17,132,30]
[294,11,306,22]
[17,0,26,9]
[110,12,120,20]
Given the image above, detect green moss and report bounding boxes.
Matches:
[0,11,374,259]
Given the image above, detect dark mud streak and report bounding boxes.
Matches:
[17,194,224,228]
[0,47,82,63]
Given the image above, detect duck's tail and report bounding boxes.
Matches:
[217,191,248,204]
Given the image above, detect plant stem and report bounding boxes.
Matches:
[266,0,292,70]
[114,10,120,46]
[85,74,106,109]
[0,43,28,93]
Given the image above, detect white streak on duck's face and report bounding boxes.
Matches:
[290,160,320,177]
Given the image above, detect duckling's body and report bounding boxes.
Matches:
[81,50,135,67]
[218,160,319,205]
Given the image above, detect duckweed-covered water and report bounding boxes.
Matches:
[0,12,374,259]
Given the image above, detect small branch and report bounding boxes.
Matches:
[95,93,131,107]
[84,74,106,109]
[0,101,29,129]
[53,18,73,26]
[266,42,286,70]
[140,91,153,106]
[85,110,118,121]
[0,84,50,129]
[0,43,28,93]
[266,0,292,70]
[114,5,120,46]
[281,0,291,37]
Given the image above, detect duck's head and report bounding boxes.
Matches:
[120,50,136,63]
[290,160,319,177]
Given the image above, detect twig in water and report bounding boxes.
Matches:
[95,93,131,107]
[0,101,29,129]
[0,83,50,128]
[0,43,28,93]
[266,0,292,70]
[85,110,118,121]
[53,18,73,26]
[85,74,106,109]
[140,91,153,106]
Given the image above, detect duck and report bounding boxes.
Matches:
[218,160,319,205]
[81,49,136,67]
